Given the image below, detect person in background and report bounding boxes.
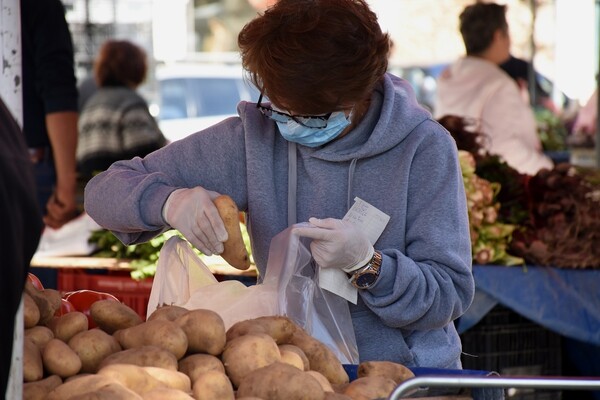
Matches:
[77,39,167,184]
[0,97,44,399]
[572,88,598,137]
[85,0,474,368]
[500,55,560,115]
[434,2,553,176]
[21,0,80,289]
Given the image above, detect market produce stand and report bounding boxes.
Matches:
[30,254,258,277]
[30,254,258,320]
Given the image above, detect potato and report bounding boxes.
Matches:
[141,387,195,400]
[226,315,298,344]
[42,338,82,378]
[24,292,40,328]
[175,309,226,355]
[236,362,325,400]
[342,376,397,400]
[357,360,415,384]
[23,337,43,382]
[192,370,234,400]
[90,299,143,334]
[142,366,191,393]
[279,348,305,371]
[66,382,143,399]
[25,325,54,351]
[68,328,122,373]
[97,363,167,395]
[306,370,335,392]
[45,374,118,400]
[47,311,88,342]
[98,345,179,371]
[324,393,353,400]
[24,281,61,325]
[279,344,309,371]
[114,319,188,360]
[147,304,189,322]
[214,195,250,270]
[221,332,281,388]
[23,374,62,400]
[178,353,225,383]
[289,328,349,385]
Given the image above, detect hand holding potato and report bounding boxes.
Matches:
[162,186,228,256]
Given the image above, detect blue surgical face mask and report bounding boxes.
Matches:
[276,110,352,147]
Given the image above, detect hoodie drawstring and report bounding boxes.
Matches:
[287,141,359,226]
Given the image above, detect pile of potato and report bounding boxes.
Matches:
[22,281,415,400]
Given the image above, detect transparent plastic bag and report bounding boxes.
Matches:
[264,223,359,364]
[147,224,359,364]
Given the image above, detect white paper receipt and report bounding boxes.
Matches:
[319,197,390,304]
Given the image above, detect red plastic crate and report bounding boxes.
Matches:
[58,269,153,320]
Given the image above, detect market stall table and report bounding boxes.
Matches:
[457,264,600,399]
[30,255,258,319]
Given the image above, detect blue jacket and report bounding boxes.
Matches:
[84,73,474,368]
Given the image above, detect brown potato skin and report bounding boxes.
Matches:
[68,328,122,373]
[214,195,250,270]
[175,309,226,355]
[221,333,281,388]
[25,325,54,351]
[23,374,62,400]
[45,373,118,400]
[23,337,43,382]
[236,362,325,400]
[279,344,310,371]
[289,328,349,386]
[178,353,225,383]
[98,345,179,371]
[24,292,40,328]
[226,315,298,344]
[90,299,143,334]
[114,319,188,360]
[147,304,189,322]
[42,338,83,378]
[357,360,415,384]
[47,311,88,342]
[343,376,397,400]
[192,370,235,400]
[141,387,195,399]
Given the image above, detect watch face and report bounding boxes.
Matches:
[355,272,377,288]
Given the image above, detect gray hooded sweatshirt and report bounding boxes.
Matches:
[84,73,474,369]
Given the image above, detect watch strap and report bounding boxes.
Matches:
[342,246,375,273]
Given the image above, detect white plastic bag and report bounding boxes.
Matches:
[146,236,277,329]
[147,224,359,364]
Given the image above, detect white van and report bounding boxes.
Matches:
[154,63,260,143]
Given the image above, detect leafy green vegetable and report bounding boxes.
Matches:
[88,224,253,280]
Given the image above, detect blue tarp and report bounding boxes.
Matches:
[457,265,600,346]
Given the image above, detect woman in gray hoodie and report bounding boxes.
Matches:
[84,0,474,369]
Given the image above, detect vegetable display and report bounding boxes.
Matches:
[440,114,600,269]
[23,273,415,399]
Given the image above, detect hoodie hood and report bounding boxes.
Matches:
[311,73,432,162]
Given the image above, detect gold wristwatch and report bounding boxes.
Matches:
[348,251,382,289]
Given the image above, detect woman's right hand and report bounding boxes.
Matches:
[162,187,228,255]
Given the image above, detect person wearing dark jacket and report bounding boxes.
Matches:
[0,97,44,399]
[77,39,166,183]
[21,0,80,228]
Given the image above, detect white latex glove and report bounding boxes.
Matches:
[294,217,374,271]
[162,187,228,256]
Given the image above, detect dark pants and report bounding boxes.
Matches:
[30,150,58,289]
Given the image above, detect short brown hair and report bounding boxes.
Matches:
[238,0,390,114]
[94,40,147,87]
[459,2,508,56]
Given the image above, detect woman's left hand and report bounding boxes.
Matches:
[294,217,373,271]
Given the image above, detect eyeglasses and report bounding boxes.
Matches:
[256,93,332,129]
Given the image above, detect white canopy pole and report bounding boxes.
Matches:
[0,0,24,398]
